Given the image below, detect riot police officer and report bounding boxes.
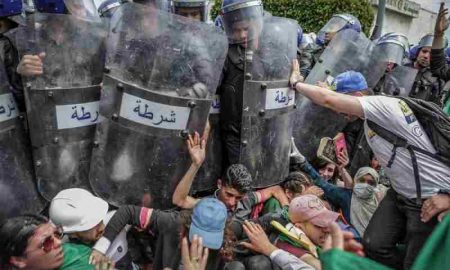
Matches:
[373,32,412,96]
[171,0,209,22]
[300,13,361,77]
[0,0,25,110]
[98,0,123,18]
[217,0,264,166]
[406,34,444,104]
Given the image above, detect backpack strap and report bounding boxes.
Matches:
[367,120,423,204]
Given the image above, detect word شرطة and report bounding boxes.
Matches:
[133,99,177,126]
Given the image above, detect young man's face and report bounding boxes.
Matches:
[416,47,431,68]
[318,163,336,181]
[297,221,331,246]
[12,223,64,270]
[217,181,245,211]
[176,7,202,21]
[71,222,105,244]
[231,20,252,48]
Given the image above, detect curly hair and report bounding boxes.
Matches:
[179,210,237,262]
[222,164,253,194]
[282,171,313,194]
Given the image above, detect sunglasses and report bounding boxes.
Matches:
[31,226,64,254]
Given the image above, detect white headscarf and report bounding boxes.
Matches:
[350,167,380,237]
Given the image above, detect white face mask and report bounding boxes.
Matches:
[353,183,375,200]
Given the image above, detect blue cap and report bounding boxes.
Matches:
[335,71,367,93]
[189,198,227,250]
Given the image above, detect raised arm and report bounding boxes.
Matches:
[336,150,354,189]
[432,3,449,50]
[431,3,450,80]
[91,205,153,263]
[290,60,364,118]
[172,132,205,209]
[258,185,290,207]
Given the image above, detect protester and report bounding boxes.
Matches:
[172,132,289,215]
[90,198,233,269]
[49,188,132,269]
[273,195,340,269]
[261,171,325,216]
[0,214,114,270]
[290,61,450,269]
[431,2,450,115]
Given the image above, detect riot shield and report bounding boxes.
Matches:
[89,3,227,208]
[239,16,298,188]
[0,59,45,219]
[382,66,418,97]
[293,30,387,159]
[16,13,106,201]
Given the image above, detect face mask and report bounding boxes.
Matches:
[353,183,375,200]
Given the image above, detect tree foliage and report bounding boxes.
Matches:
[211,0,375,35]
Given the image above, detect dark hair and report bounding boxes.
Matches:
[289,155,303,172]
[222,164,252,194]
[282,172,312,194]
[0,214,49,267]
[311,157,339,184]
[179,210,236,262]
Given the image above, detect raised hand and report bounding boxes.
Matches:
[435,3,450,36]
[187,132,206,167]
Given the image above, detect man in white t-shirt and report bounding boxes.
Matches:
[290,62,450,269]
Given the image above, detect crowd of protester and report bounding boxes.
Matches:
[1,0,450,270]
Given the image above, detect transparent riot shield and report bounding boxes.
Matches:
[16,13,106,201]
[0,59,45,219]
[382,66,418,97]
[89,3,227,208]
[293,29,387,159]
[239,16,298,188]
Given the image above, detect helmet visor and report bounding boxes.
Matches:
[222,5,263,45]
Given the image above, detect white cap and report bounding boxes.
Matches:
[49,188,108,233]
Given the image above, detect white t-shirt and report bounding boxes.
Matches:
[358,96,450,199]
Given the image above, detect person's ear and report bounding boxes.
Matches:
[10,256,27,269]
[217,179,222,190]
[284,189,291,198]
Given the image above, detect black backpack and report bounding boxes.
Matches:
[367,97,450,204]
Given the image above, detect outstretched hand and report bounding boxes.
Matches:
[435,3,450,36]
[187,132,206,167]
[240,220,277,256]
[181,235,209,270]
[290,59,304,88]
